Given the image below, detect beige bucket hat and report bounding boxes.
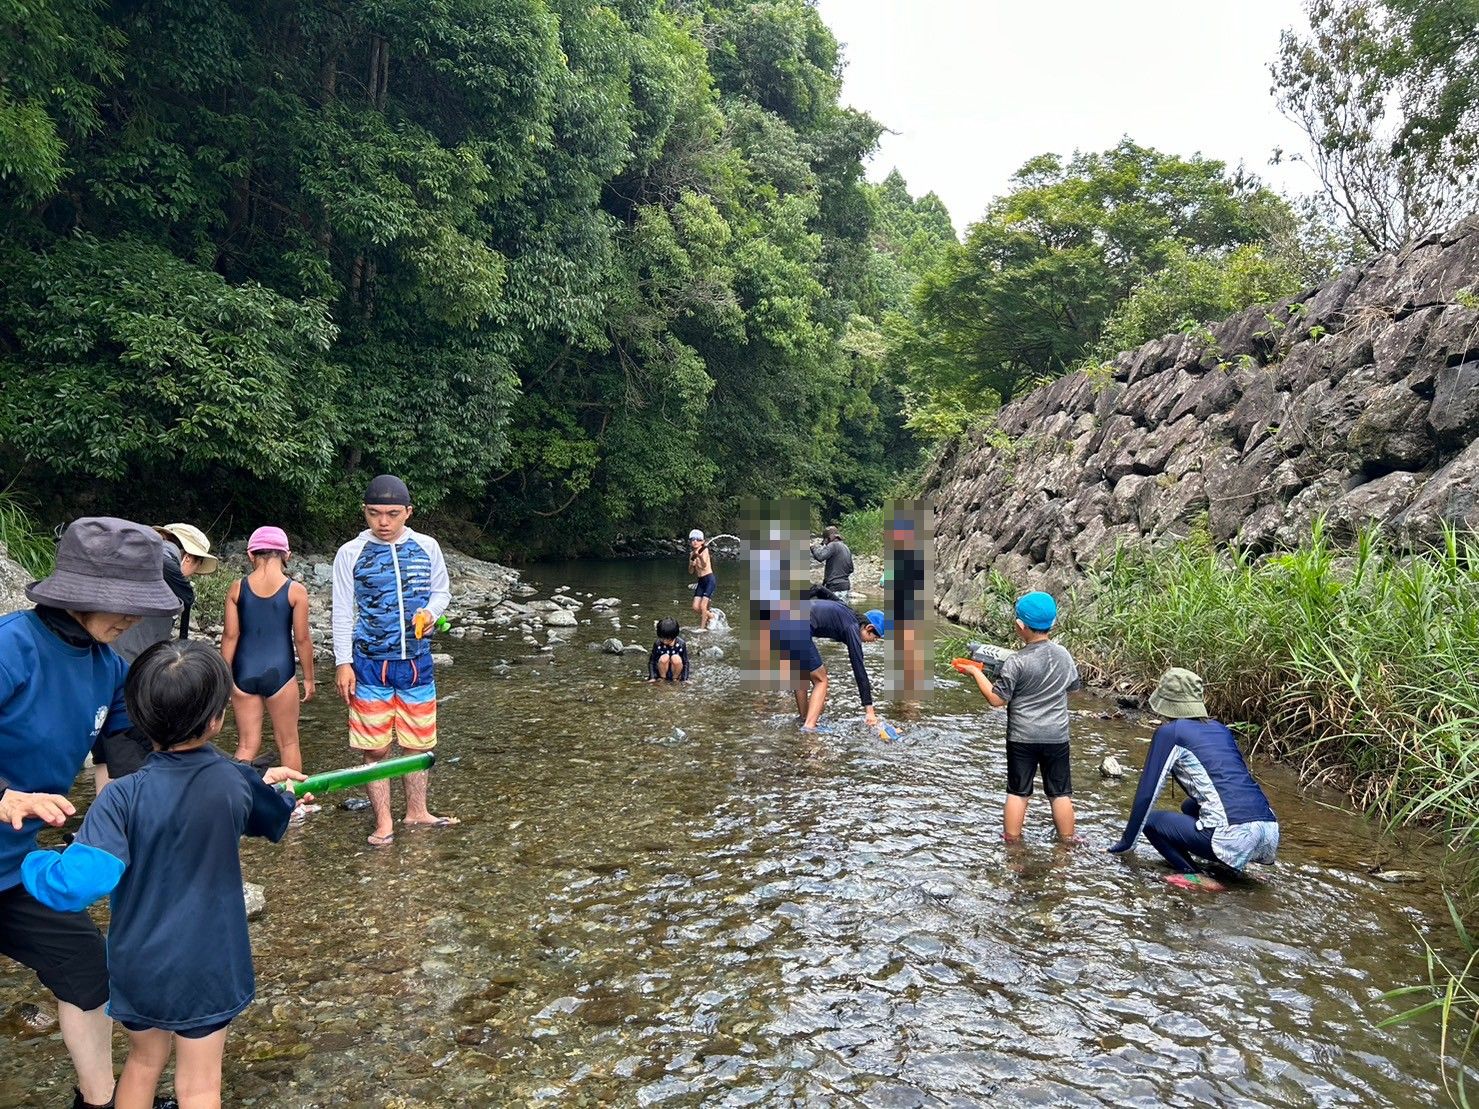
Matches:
[156,523,219,575]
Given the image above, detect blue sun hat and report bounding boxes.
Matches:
[864,609,892,638]
[1014,591,1057,632]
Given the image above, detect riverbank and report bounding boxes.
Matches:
[954,523,1479,852]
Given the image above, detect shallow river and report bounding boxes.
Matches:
[0,559,1459,1107]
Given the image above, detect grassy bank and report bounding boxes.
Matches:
[0,491,55,578]
[1055,521,1479,838]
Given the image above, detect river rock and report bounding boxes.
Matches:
[544,610,578,628]
[550,595,581,610]
[622,644,647,655]
[1370,868,1425,884]
[432,652,453,666]
[601,638,625,654]
[928,215,1479,623]
[592,597,621,608]
[702,646,724,660]
[1100,756,1125,779]
[244,882,266,920]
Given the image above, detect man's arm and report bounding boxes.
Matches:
[1108,723,1181,854]
[331,544,356,667]
[421,536,452,620]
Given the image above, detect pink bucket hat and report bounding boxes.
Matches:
[247,526,291,554]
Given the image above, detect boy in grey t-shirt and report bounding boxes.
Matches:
[960,591,1081,842]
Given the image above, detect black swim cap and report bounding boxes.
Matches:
[364,474,411,506]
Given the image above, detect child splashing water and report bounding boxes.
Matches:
[688,529,716,631]
[221,527,314,772]
[22,641,306,1109]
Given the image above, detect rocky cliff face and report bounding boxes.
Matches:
[930,217,1479,625]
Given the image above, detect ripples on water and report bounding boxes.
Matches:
[0,561,1456,1106]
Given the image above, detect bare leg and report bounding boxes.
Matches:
[657,655,673,682]
[802,667,829,728]
[403,753,458,827]
[699,597,711,630]
[263,680,303,772]
[230,686,265,763]
[670,655,684,681]
[1003,794,1029,841]
[58,1002,114,1108]
[1050,796,1076,840]
[172,1026,228,1109]
[362,744,394,845]
[115,1026,170,1109]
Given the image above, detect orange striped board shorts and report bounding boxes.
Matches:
[348,656,437,752]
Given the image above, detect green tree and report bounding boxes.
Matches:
[1273,0,1479,251]
[901,141,1291,438]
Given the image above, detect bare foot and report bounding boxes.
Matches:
[403,815,461,828]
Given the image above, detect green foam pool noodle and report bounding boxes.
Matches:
[288,752,435,797]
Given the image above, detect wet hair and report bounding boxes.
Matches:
[125,640,232,750]
[656,617,680,640]
[248,549,285,562]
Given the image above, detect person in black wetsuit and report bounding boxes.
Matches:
[221,527,315,771]
[887,509,928,692]
[770,599,889,730]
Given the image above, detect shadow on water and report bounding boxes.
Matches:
[0,559,1462,1106]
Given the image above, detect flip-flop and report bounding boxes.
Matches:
[367,832,395,847]
[1165,873,1226,892]
[403,816,461,828]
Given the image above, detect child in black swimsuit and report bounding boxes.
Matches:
[221,527,315,771]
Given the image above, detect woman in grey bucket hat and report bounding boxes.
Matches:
[1107,667,1280,892]
[27,517,183,620]
[2,517,179,1108]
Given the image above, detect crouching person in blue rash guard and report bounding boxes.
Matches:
[1107,667,1279,892]
[23,641,307,1109]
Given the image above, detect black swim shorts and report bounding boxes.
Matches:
[0,882,109,1010]
[1006,741,1073,799]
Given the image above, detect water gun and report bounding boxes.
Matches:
[413,612,451,640]
[282,752,435,798]
[962,641,1017,677]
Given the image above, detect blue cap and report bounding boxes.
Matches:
[1014,592,1057,631]
[864,609,892,638]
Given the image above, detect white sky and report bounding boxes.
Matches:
[812,0,1318,233]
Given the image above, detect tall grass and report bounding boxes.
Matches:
[0,490,55,578]
[1056,521,1479,1099]
[1065,520,1479,830]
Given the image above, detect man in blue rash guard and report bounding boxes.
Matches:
[770,599,889,730]
[1108,667,1279,891]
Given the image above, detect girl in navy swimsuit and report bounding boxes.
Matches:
[221,527,315,771]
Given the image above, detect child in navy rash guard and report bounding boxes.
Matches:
[23,641,305,1109]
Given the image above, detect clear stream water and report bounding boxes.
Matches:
[0,560,1458,1107]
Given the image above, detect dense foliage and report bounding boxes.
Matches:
[0,0,948,552]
